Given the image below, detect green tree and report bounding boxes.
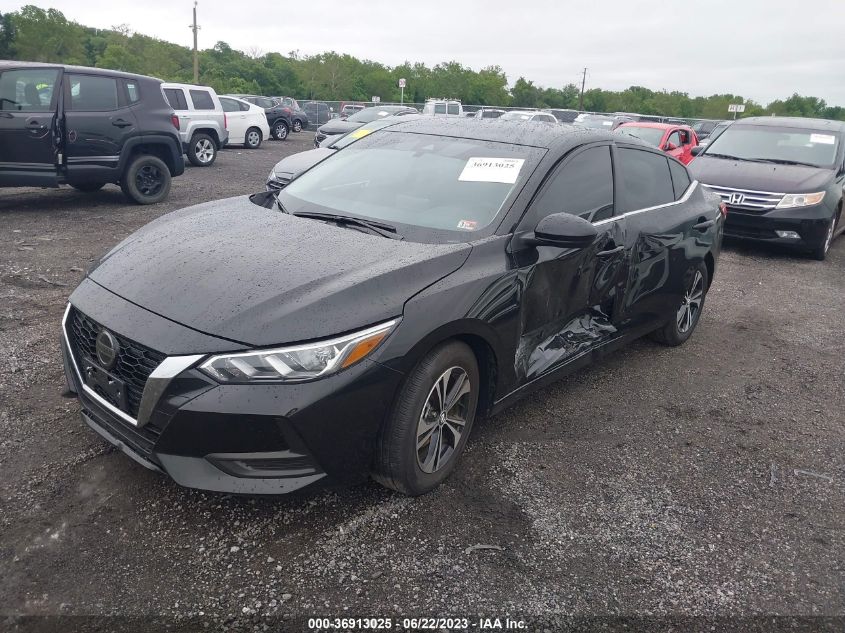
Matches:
[11,5,86,63]
[511,77,540,108]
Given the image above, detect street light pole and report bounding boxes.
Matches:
[190,2,200,83]
[578,67,587,112]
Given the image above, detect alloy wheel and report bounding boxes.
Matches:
[416,367,472,474]
[246,130,260,146]
[274,123,288,140]
[676,270,704,334]
[293,120,302,132]
[135,164,163,197]
[195,138,214,163]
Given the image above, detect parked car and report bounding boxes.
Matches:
[226,94,292,141]
[267,116,420,191]
[272,96,309,132]
[313,105,418,147]
[218,95,270,149]
[547,108,579,123]
[573,113,617,129]
[340,103,365,117]
[616,122,699,164]
[62,117,722,496]
[697,120,732,149]
[500,110,558,124]
[692,119,725,140]
[162,82,228,167]
[422,99,463,116]
[303,101,331,125]
[473,108,506,119]
[0,61,184,204]
[689,116,844,260]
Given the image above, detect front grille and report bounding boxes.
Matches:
[702,184,784,213]
[67,307,166,418]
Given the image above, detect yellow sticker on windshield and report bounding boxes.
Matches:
[349,129,374,139]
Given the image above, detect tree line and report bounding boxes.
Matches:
[2,5,844,121]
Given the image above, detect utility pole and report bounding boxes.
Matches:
[190,2,200,83]
[578,67,587,112]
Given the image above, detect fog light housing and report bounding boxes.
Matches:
[775,230,800,239]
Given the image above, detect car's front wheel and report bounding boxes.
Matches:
[373,341,479,496]
[292,119,303,133]
[650,261,709,346]
[272,120,289,141]
[244,127,262,149]
[811,212,838,261]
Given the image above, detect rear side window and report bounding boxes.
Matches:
[668,160,692,199]
[238,100,251,112]
[164,88,188,110]
[189,89,215,110]
[529,145,615,223]
[434,103,447,114]
[617,148,675,212]
[126,81,140,103]
[219,97,239,113]
[67,75,119,111]
[0,67,59,111]
[447,103,460,115]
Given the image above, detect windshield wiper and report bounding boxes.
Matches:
[745,157,821,168]
[292,211,403,240]
[703,152,744,161]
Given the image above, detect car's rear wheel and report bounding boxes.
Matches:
[70,182,106,192]
[244,127,262,149]
[120,155,171,205]
[811,213,837,261]
[271,120,289,141]
[187,133,217,166]
[292,119,303,133]
[373,341,479,496]
[650,261,709,346]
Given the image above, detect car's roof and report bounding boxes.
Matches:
[162,81,216,91]
[732,116,845,132]
[0,60,160,82]
[377,116,633,149]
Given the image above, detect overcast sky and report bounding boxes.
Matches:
[3,0,844,105]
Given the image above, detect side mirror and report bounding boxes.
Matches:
[526,213,598,248]
[691,145,704,156]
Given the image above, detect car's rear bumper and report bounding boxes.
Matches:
[723,203,832,250]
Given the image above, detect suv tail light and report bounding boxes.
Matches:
[171,114,179,130]
[719,201,728,218]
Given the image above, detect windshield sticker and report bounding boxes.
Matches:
[349,128,373,139]
[810,133,835,145]
[459,157,525,184]
[457,219,478,230]
[602,120,613,126]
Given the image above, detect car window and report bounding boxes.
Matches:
[668,160,692,200]
[666,130,682,148]
[238,100,251,112]
[617,125,666,146]
[163,88,188,110]
[67,74,119,111]
[189,89,215,110]
[125,81,140,104]
[704,124,840,168]
[528,145,615,224]
[219,97,239,113]
[447,103,460,115]
[0,67,59,112]
[617,148,675,212]
[257,97,275,109]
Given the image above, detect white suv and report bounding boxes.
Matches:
[162,82,229,167]
[422,99,463,116]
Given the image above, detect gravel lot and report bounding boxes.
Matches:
[1,132,843,631]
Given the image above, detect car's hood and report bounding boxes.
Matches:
[272,148,335,180]
[689,156,833,192]
[317,120,361,136]
[89,196,471,347]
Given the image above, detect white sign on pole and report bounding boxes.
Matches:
[398,78,406,88]
[728,104,746,113]
[371,96,380,103]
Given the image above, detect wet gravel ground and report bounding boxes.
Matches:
[0,132,843,631]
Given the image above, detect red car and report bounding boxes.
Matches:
[616,122,699,164]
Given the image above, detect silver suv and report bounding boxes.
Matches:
[162,82,228,167]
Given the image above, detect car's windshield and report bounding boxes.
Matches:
[617,125,667,146]
[347,108,403,123]
[500,112,533,121]
[279,132,544,241]
[577,117,614,129]
[704,124,840,167]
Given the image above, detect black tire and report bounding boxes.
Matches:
[811,213,837,261]
[187,132,217,166]
[271,120,289,141]
[373,341,480,496]
[70,182,106,193]
[650,261,709,347]
[244,127,262,149]
[292,119,303,133]
[119,154,171,205]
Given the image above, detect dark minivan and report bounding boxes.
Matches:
[0,62,184,204]
[62,118,722,497]
[689,116,844,259]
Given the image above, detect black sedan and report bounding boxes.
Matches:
[62,118,723,496]
[690,116,844,260]
[313,105,418,147]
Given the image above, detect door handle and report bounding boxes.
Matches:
[25,118,46,129]
[596,245,624,258]
[112,119,133,128]
[693,219,715,231]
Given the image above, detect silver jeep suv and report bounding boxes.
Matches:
[162,82,229,167]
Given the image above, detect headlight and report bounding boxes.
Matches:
[199,319,398,383]
[776,191,825,209]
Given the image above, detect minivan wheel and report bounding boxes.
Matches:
[272,121,289,141]
[244,127,262,149]
[650,262,709,347]
[70,182,106,192]
[292,119,303,133]
[373,341,479,496]
[187,133,217,166]
[811,214,837,261]
[120,155,171,205]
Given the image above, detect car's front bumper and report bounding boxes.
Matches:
[723,203,833,250]
[62,286,404,495]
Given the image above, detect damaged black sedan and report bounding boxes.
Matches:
[62,118,723,496]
